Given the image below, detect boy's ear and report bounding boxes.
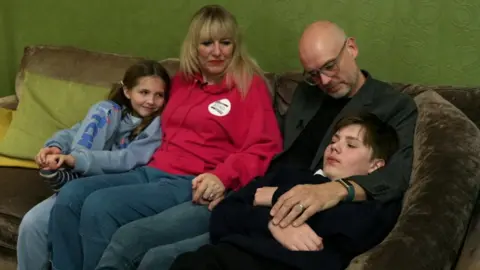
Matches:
[368,159,385,174]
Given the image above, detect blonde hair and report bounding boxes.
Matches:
[179,5,268,97]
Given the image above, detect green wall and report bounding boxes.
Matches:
[1,0,480,97]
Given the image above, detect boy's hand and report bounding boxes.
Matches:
[268,221,323,251]
[253,187,278,207]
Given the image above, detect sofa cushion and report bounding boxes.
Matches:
[347,90,480,269]
[0,167,52,251]
[0,71,110,160]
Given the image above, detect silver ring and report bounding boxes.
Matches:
[295,203,305,212]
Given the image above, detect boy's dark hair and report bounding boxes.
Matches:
[333,112,399,162]
[108,60,171,140]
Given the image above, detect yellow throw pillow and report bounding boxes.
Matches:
[0,71,110,160]
[0,108,38,168]
[0,107,13,139]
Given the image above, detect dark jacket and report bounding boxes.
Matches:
[210,167,402,270]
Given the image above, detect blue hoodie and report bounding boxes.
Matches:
[44,101,161,176]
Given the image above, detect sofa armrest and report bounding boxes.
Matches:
[0,95,18,110]
[346,90,480,270]
[455,195,480,270]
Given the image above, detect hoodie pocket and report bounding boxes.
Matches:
[170,155,206,176]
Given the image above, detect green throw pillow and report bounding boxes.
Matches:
[0,72,110,160]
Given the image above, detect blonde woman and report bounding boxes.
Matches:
[47,4,282,270]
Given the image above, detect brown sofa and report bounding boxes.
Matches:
[0,45,479,270]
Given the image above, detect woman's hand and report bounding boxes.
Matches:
[192,173,225,205]
[268,221,323,251]
[35,147,61,169]
[44,154,75,170]
[253,187,278,207]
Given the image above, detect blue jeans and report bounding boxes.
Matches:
[96,201,211,270]
[17,195,56,270]
[139,233,210,270]
[48,166,194,270]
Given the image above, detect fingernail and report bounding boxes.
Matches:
[272,219,278,224]
[280,222,286,227]
[293,222,298,227]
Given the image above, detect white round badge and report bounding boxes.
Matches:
[208,98,231,117]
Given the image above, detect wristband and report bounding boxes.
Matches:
[335,178,355,202]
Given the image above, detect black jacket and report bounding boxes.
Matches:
[210,167,402,270]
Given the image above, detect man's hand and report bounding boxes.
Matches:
[270,182,346,228]
[192,173,225,205]
[268,221,323,251]
[253,187,278,207]
[35,147,61,169]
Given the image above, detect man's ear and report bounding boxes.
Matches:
[368,158,385,174]
[347,37,359,59]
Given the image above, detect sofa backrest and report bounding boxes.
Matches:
[14,45,480,130]
[15,45,179,100]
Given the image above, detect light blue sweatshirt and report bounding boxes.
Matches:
[44,101,161,176]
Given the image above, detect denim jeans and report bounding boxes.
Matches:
[96,201,211,270]
[17,195,56,270]
[48,166,194,270]
[138,233,210,270]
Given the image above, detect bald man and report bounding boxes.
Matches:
[267,21,417,227]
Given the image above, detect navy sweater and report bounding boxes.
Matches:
[210,168,402,270]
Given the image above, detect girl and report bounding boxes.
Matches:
[17,59,171,270]
[35,60,170,191]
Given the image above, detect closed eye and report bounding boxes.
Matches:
[220,40,232,45]
[323,61,336,71]
[201,40,213,46]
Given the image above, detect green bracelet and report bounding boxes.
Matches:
[335,178,355,202]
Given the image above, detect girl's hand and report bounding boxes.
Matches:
[44,154,75,170]
[35,147,61,169]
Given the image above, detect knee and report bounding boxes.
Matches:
[137,249,163,270]
[18,208,48,239]
[95,224,143,270]
[79,190,122,237]
[109,222,138,246]
[54,180,87,208]
[81,190,120,220]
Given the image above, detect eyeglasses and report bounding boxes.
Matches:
[303,39,348,86]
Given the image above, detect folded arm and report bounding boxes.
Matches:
[71,117,161,175]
